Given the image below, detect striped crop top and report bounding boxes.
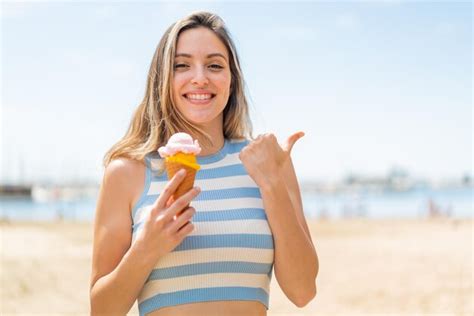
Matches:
[131,138,275,315]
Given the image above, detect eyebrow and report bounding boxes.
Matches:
[175,53,227,61]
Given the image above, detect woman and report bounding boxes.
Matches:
[90,11,318,316]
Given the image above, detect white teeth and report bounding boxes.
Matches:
[186,94,212,100]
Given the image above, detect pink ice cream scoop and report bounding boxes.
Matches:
[158,132,201,158]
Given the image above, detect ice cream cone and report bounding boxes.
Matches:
[165,160,197,209]
[158,133,202,215]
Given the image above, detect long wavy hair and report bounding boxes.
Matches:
[103,11,253,167]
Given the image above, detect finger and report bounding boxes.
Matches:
[165,196,173,208]
[169,207,196,232]
[153,169,187,212]
[164,186,201,220]
[283,131,305,154]
[176,221,195,239]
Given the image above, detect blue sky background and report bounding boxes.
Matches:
[1,0,472,185]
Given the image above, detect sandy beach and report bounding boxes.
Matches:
[1,218,472,315]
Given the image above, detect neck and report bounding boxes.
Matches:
[198,135,225,156]
[192,118,225,157]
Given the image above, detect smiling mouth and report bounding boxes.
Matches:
[183,94,216,105]
[183,93,216,101]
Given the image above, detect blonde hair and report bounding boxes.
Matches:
[103,11,253,167]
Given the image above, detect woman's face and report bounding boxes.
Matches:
[172,27,232,129]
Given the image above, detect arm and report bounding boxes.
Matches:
[90,160,200,315]
[89,159,156,315]
[239,133,318,307]
[260,160,318,308]
[282,156,315,248]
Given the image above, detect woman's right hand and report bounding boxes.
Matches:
[134,169,200,262]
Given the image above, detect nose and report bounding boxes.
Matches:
[191,67,209,86]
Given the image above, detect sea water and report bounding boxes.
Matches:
[0,187,472,222]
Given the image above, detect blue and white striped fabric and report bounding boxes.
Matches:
[131,138,275,315]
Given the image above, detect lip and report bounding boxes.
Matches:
[183,91,216,105]
[184,96,213,105]
[184,90,215,95]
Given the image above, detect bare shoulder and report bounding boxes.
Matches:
[105,157,145,183]
[90,157,146,290]
[103,157,146,214]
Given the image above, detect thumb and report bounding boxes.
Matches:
[282,131,305,154]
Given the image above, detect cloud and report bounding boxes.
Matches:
[335,13,361,29]
[89,4,120,21]
[149,1,221,23]
[275,25,318,41]
[62,50,140,79]
[0,1,38,19]
[376,0,405,5]
[434,21,457,36]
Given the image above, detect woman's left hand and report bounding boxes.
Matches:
[239,131,304,190]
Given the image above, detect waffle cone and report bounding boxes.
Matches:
[165,161,197,212]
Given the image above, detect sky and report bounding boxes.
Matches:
[1,0,472,185]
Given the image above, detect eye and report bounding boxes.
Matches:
[174,63,188,69]
[209,64,224,70]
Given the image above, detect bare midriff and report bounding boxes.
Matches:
[146,300,267,316]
